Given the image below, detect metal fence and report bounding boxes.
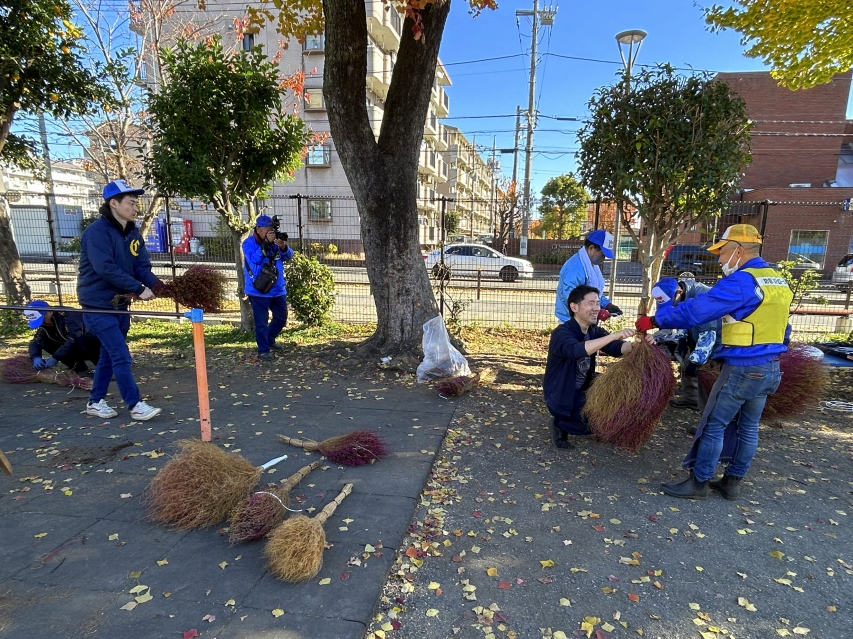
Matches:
[4,191,852,337]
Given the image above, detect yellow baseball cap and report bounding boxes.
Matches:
[707,224,762,254]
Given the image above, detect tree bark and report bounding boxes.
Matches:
[0,202,31,305]
[323,0,448,357]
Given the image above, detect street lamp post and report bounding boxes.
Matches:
[608,29,646,301]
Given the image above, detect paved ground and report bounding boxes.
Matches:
[3,335,852,639]
[365,353,853,639]
[0,348,457,639]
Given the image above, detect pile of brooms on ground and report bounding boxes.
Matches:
[0,355,93,391]
[145,429,389,582]
[698,341,830,423]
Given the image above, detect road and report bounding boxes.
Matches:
[18,260,852,333]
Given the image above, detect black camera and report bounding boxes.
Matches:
[271,215,289,243]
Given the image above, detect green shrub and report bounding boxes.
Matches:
[285,253,335,326]
[309,242,326,255]
[0,309,29,338]
[326,243,338,255]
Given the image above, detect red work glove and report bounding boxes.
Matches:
[635,315,657,333]
[597,309,611,322]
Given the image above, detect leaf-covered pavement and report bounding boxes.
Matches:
[367,347,853,639]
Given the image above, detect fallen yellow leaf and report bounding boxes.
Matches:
[428,582,440,589]
[792,628,810,635]
[108,534,119,541]
[689,603,700,610]
[318,578,331,585]
[486,567,498,577]
[559,598,571,606]
[34,533,47,539]
[425,609,439,617]
[272,608,284,617]
[770,550,785,560]
[540,559,555,569]
[157,559,168,566]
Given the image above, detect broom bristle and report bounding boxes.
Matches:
[582,339,677,451]
[698,342,829,422]
[318,430,390,466]
[1,356,39,384]
[145,439,262,530]
[229,489,288,544]
[264,515,327,582]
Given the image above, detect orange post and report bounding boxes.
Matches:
[186,309,212,441]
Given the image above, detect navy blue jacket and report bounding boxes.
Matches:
[28,311,88,360]
[77,211,160,309]
[543,317,625,417]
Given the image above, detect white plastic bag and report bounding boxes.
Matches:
[417,315,471,383]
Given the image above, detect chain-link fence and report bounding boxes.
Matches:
[3,191,852,337]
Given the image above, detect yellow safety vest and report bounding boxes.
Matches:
[721,267,793,347]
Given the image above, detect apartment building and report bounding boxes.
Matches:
[135,0,478,250]
[434,125,497,243]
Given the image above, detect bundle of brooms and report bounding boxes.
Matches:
[0,355,93,391]
[112,265,228,313]
[278,430,389,466]
[265,483,353,582]
[435,367,496,397]
[697,342,829,423]
[229,460,321,544]
[581,337,677,452]
[145,439,287,530]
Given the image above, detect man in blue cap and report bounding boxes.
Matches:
[242,214,293,361]
[24,300,101,374]
[77,179,163,421]
[554,229,622,324]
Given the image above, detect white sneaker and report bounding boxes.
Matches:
[131,401,161,421]
[87,399,117,418]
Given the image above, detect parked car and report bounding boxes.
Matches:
[423,243,534,283]
[660,244,723,279]
[783,253,821,270]
[831,253,853,285]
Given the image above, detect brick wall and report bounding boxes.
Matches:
[715,71,852,189]
[735,188,853,272]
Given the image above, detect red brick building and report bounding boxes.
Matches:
[683,71,853,274]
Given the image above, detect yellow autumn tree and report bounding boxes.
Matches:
[705,1,853,89]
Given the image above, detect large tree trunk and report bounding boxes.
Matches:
[0,203,31,304]
[323,0,448,357]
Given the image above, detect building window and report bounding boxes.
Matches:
[304,34,324,52]
[308,199,332,222]
[305,90,325,110]
[787,229,829,268]
[242,33,255,51]
[306,145,331,166]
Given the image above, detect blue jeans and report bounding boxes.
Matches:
[249,295,287,354]
[83,312,140,408]
[692,360,782,482]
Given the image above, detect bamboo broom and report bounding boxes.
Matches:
[145,439,288,530]
[265,483,353,582]
[278,430,389,466]
[0,448,12,476]
[229,460,321,544]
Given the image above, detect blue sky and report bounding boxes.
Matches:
[437,0,853,195]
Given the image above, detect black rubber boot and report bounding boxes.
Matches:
[709,474,743,501]
[661,471,709,500]
[547,417,573,450]
[669,397,699,410]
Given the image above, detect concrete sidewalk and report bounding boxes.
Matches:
[0,355,457,638]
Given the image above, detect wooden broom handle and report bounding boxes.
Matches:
[278,434,321,452]
[315,483,353,524]
[279,460,321,492]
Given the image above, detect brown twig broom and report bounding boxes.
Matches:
[278,430,389,466]
[145,439,288,530]
[229,460,321,544]
[435,367,496,397]
[265,483,353,582]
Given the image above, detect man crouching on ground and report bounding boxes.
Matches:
[543,284,640,450]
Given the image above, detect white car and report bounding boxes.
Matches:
[423,243,534,283]
[831,253,853,285]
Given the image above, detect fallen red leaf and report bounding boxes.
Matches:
[607,575,620,582]
[452,555,463,563]
[183,630,199,639]
[472,511,483,518]
[592,525,606,532]
[391,620,402,630]
[498,581,511,590]
[404,547,419,558]
[340,572,350,580]
[627,593,640,602]
[648,515,658,522]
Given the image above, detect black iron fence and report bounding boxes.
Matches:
[3,191,852,336]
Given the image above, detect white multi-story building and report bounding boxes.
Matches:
[133,0,496,250]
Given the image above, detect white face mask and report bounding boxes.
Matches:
[721,249,741,276]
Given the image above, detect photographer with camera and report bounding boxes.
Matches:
[242,215,294,361]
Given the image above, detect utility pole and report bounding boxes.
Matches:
[508,106,522,240]
[489,137,497,242]
[516,1,556,256]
